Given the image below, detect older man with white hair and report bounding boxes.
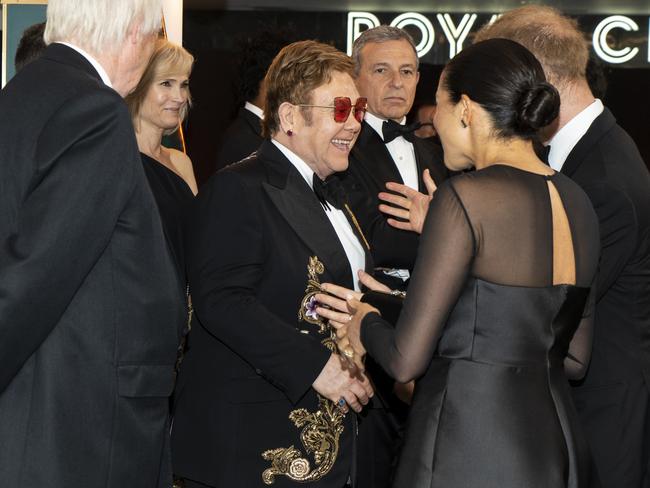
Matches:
[0,1,185,487]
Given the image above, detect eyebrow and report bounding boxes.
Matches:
[371,62,417,69]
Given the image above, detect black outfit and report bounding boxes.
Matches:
[339,121,448,488]
[361,166,600,488]
[565,108,650,488]
[342,121,448,278]
[172,140,371,488]
[0,44,185,487]
[215,106,264,170]
[141,152,195,282]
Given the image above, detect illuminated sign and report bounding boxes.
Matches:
[347,12,650,67]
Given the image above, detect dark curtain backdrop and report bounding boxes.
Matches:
[182,10,650,186]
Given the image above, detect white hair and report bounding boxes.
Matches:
[44,0,162,54]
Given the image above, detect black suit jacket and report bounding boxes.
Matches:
[341,121,448,272]
[0,44,185,488]
[567,108,650,488]
[215,106,264,170]
[172,140,371,488]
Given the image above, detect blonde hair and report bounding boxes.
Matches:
[474,6,589,86]
[262,40,354,138]
[44,0,162,55]
[126,39,194,136]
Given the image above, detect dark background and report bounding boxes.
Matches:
[180,9,650,185]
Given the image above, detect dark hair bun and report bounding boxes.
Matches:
[515,82,560,133]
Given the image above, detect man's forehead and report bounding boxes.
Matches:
[360,40,417,63]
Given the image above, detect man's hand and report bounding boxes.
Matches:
[378,168,437,234]
[312,353,374,413]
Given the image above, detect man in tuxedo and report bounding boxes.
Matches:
[172,40,374,488]
[477,7,650,488]
[0,1,186,487]
[344,26,448,292]
[215,30,293,170]
[337,25,448,488]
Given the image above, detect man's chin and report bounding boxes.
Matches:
[380,108,409,121]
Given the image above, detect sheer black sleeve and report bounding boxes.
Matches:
[360,181,474,382]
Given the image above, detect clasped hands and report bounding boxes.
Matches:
[315,270,388,371]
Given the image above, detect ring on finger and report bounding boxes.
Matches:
[337,397,347,413]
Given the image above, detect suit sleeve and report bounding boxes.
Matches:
[581,181,637,300]
[187,169,330,404]
[0,91,137,393]
[342,167,421,270]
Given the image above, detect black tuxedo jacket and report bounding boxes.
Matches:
[215,106,264,170]
[0,44,185,488]
[172,140,372,488]
[341,121,448,272]
[567,108,650,488]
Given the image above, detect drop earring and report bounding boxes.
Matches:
[461,120,467,128]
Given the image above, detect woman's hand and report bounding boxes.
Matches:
[331,298,377,371]
[315,271,386,370]
[378,168,437,234]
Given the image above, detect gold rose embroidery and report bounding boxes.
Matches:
[261,395,345,484]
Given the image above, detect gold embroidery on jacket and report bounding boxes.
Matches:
[297,256,337,351]
[261,395,345,484]
[298,256,327,333]
[260,257,344,483]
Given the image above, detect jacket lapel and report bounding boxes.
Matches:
[353,122,404,185]
[259,141,355,289]
[340,200,374,274]
[412,137,447,190]
[561,108,616,177]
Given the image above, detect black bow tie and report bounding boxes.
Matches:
[312,174,344,211]
[382,119,422,143]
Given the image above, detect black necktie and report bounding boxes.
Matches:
[313,174,344,211]
[382,120,422,143]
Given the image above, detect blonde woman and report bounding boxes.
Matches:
[127,38,196,281]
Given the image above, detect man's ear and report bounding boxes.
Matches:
[126,22,142,45]
[278,101,296,134]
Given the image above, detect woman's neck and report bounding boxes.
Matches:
[135,122,166,161]
[473,138,553,175]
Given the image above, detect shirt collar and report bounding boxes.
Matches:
[56,42,113,88]
[245,101,264,120]
[364,112,406,141]
[271,139,315,189]
[547,99,604,171]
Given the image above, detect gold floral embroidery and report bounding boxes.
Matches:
[297,256,338,351]
[260,258,345,483]
[261,395,345,484]
[298,256,327,333]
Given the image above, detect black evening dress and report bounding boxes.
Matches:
[140,152,194,283]
[361,165,601,488]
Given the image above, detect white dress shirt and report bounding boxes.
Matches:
[547,99,604,171]
[244,101,264,120]
[365,112,419,190]
[271,139,366,291]
[56,42,112,88]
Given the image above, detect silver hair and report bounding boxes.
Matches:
[44,0,162,55]
[351,25,419,76]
